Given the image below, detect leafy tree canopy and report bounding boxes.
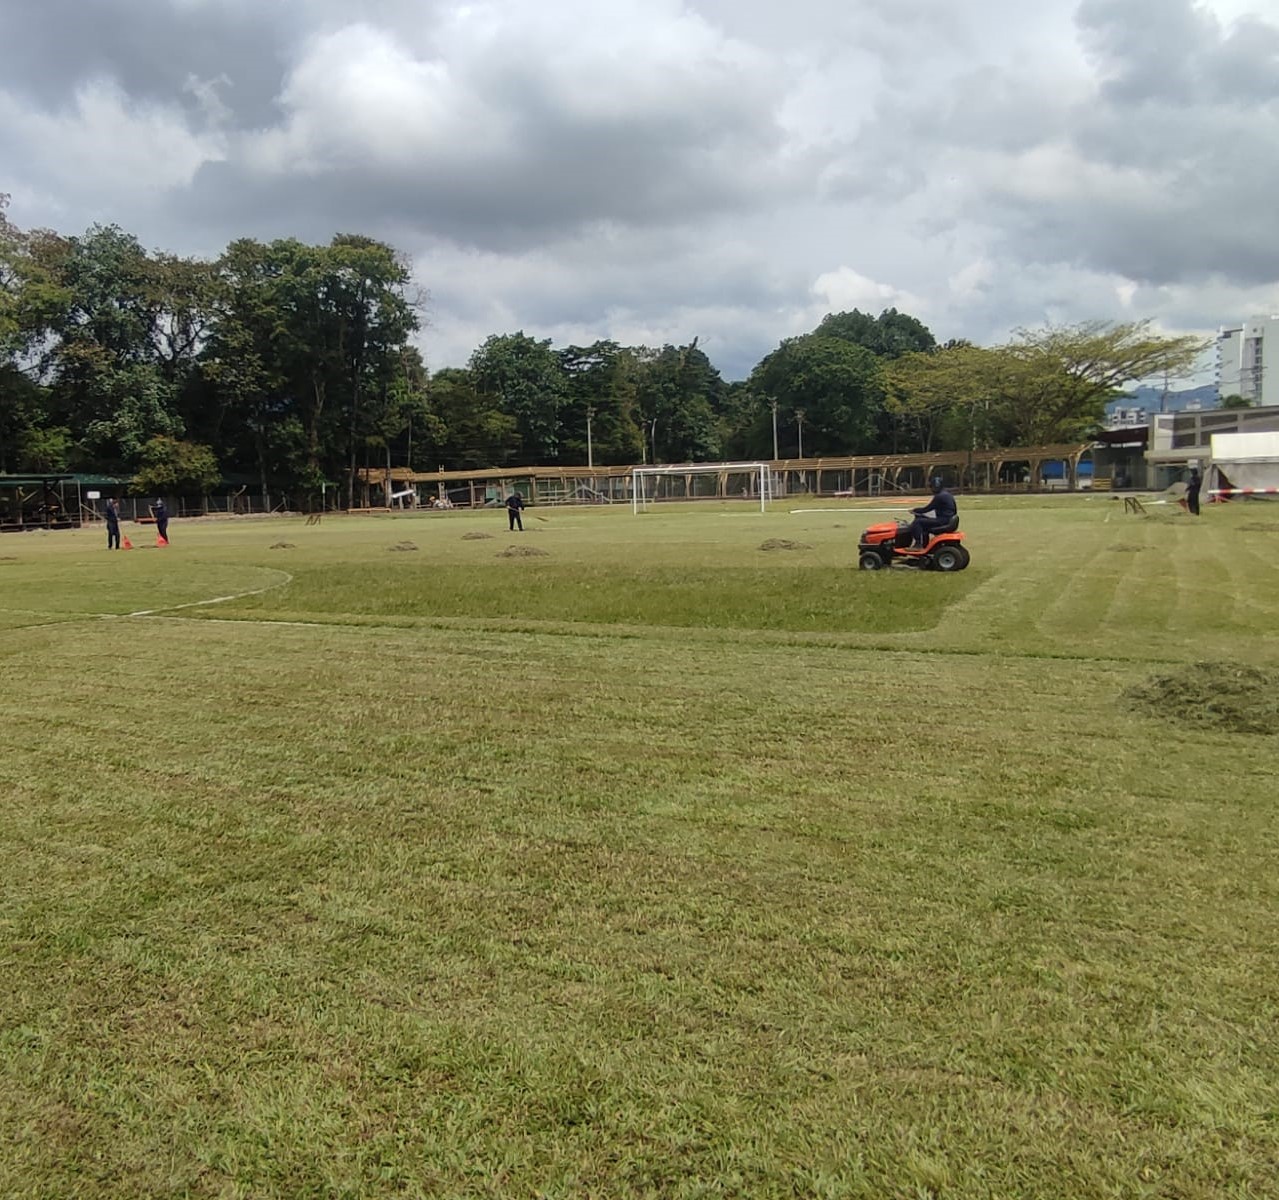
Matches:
[749,334,885,456]
[814,308,937,359]
[130,435,220,495]
[471,332,567,462]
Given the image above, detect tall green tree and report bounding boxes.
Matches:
[0,197,43,470]
[883,343,1010,452]
[1,202,71,471]
[431,367,520,469]
[23,224,199,471]
[997,321,1208,444]
[470,332,566,462]
[328,234,418,507]
[634,340,723,463]
[749,335,885,456]
[715,379,763,461]
[198,238,280,501]
[130,435,220,496]
[558,341,644,466]
[364,346,440,476]
[203,235,419,503]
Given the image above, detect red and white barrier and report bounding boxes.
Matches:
[1208,487,1279,496]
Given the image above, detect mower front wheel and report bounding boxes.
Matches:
[858,551,884,571]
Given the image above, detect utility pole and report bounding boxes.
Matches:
[586,406,594,470]
[796,409,805,459]
[770,399,779,460]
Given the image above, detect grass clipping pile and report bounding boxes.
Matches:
[1125,661,1279,735]
[759,538,812,552]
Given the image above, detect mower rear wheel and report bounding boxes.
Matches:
[858,551,884,571]
[954,545,971,570]
[932,545,964,572]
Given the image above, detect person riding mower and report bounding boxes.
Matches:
[857,477,968,571]
[905,477,956,547]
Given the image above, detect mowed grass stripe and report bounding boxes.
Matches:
[926,508,1086,654]
[1214,522,1279,631]
[1103,524,1184,641]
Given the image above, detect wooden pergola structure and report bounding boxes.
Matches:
[355,444,1094,508]
[0,474,83,532]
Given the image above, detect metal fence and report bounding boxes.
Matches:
[78,493,316,523]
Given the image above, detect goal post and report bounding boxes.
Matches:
[631,462,774,514]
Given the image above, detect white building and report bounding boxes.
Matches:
[1217,315,1279,406]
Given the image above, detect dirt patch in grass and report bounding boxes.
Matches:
[269,542,296,550]
[387,541,419,552]
[0,556,17,563]
[1108,544,1147,553]
[1124,661,1279,735]
[462,531,494,540]
[759,538,812,552]
[497,544,549,558]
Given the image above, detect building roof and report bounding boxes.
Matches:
[67,474,130,489]
[0,474,75,487]
[1095,427,1149,448]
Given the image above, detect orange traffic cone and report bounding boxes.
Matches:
[121,534,134,550]
[156,534,169,547]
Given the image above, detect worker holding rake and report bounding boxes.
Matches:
[505,490,525,532]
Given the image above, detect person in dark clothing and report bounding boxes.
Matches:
[105,498,121,550]
[505,491,525,531]
[904,476,957,547]
[154,499,170,543]
[1185,468,1202,517]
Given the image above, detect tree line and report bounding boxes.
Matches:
[1,198,1207,500]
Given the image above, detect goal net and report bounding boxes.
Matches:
[631,462,775,513]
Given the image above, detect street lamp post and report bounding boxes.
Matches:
[586,406,594,470]
[796,409,805,460]
[770,399,779,461]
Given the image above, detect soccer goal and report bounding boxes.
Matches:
[631,462,775,514]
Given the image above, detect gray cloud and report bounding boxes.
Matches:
[1080,0,1279,104]
[998,1,1279,285]
[3,0,287,126]
[3,0,1278,379]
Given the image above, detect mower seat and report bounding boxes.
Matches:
[930,514,959,535]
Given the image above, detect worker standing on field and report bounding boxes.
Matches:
[505,491,525,532]
[1185,468,1202,517]
[105,498,121,550]
[154,499,170,544]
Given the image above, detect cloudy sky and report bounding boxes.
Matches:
[3,0,1278,379]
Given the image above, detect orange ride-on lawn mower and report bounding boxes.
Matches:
[857,517,970,571]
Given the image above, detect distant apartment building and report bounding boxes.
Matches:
[1217,315,1279,406]
[1144,403,1279,488]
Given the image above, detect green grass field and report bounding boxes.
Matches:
[2,496,1277,1198]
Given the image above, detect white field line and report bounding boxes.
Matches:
[790,507,912,514]
[125,569,293,618]
[136,615,333,630]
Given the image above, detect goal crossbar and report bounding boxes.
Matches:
[632,461,774,514]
